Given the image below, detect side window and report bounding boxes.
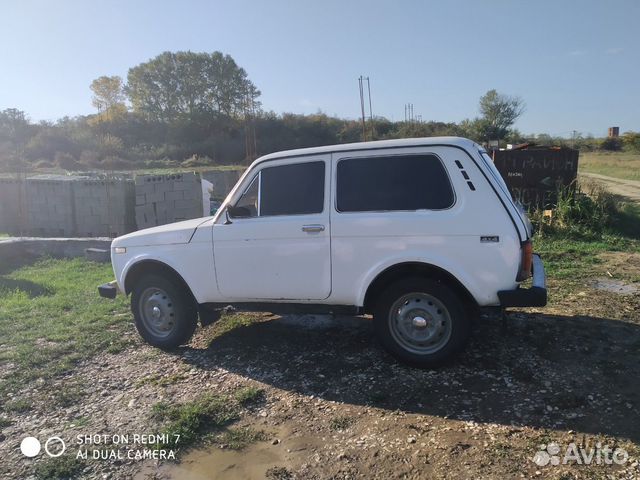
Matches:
[336,154,454,212]
[234,173,260,217]
[232,161,325,217]
[261,161,325,216]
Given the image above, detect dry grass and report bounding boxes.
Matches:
[579,152,640,181]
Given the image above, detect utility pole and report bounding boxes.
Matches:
[244,91,257,163]
[358,76,367,142]
[366,77,374,140]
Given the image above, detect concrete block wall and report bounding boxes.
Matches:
[0,178,25,235]
[24,175,77,237]
[200,169,244,201]
[73,178,136,237]
[135,172,203,229]
[0,169,243,237]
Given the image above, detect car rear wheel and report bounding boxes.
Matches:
[131,274,197,349]
[374,277,470,367]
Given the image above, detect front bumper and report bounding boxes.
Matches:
[98,280,118,299]
[497,254,547,307]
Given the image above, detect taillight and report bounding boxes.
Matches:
[517,240,533,282]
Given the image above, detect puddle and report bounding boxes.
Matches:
[135,425,318,480]
[591,278,638,295]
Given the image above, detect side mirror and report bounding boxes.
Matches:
[227,205,251,218]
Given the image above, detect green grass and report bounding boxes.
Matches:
[534,222,639,279]
[218,426,267,449]
[34,456,82,480]
[0,233,9,238]
[150,386,266,454]
[579,152,640,181]
[0,258,130,400]
[212,312,261,337]
[234,386,265,406]
[4,398,32,413]
[151,393,239,450]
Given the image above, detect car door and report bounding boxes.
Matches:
[213,156,331,300]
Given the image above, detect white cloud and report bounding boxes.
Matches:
[605,47,623,55]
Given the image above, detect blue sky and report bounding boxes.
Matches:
[1,0,638,136]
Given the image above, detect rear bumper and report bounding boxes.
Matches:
[98,280,118,299]
[497,254,547,307]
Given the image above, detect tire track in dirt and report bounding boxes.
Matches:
[580,172,640,203]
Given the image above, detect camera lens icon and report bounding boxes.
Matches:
[20,437,41,457]
[20,436,66,458]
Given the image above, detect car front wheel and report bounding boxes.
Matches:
[131,274,197,349]
[374,278,470,367]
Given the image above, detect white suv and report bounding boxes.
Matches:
[99,137,546,366]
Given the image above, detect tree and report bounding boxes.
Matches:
[477,89,525,141]
[90,76,126,113]
[126,51,260,122]
[0,108,32,169]
[621,131,640,153]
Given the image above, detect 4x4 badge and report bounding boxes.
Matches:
[480,236,500,243]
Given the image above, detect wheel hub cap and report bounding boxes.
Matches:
[139,288,176,338]
[412,316,428,328]
[388,293,453,355]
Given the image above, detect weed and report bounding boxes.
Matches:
[266,466,293,480]
[234,386,264,406]
[0,417,12,428]
[69,416,89,428]
[151,393,239,451]
[218,426,267,449]
[329,415,356,431]
[4,398,31,413]
[52,384,85,408]
[532,181,619,237]
[34,456,82,480]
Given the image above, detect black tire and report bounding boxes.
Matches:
[373,277,470,367]
[131,274,198,349]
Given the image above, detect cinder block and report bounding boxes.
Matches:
[165,191,183,202]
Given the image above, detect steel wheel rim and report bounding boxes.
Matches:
[139,287,176,338]
[388,292,452,355]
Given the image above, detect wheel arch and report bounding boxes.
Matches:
[124,259,196,305]
[362,262,478,315]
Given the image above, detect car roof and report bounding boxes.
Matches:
[254,136,479,164]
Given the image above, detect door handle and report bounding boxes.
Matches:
[302,224,325,233]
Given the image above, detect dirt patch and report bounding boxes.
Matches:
[2,266,640,479]
[580,172,640,202]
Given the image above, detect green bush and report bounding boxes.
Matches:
[532,181,619,238]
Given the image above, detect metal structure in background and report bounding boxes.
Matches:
[492,147,579,209]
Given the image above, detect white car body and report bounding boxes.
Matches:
[106,137,545,313]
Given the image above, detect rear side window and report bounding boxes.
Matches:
[260,161,325,216]
[336,154,454,212]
